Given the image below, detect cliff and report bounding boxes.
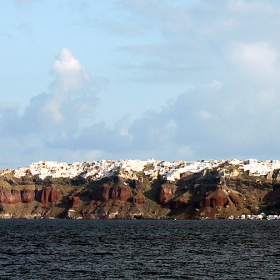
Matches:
[1,160,280,219]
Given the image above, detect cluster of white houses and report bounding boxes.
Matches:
[8,158,280,181]
[228,213,280,220]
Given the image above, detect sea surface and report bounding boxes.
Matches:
[0,219,280,279]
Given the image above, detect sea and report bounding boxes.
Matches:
[0,219,280,280]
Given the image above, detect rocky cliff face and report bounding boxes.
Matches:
[0,186,35,204]
[0,163,280,219]
[40,185,61,206]
[92,184,131,202]
[158,184,177,205]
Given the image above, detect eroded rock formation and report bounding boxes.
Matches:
[201,187,229,208]
[21,189,35,203]
[110,185,130,201]
[0,186,35,204]
[93,184,131,202]
[40,185,60,205]
[11,189,21,203]
[0,186,13,203]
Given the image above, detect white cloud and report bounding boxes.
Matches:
[53,49,87,80]
[231,42,279,77]
[42,48,98,125]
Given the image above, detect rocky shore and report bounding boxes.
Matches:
[1,158,280,219]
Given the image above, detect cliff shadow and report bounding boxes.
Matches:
[261,183,280,214]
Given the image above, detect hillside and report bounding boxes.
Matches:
[1,158,280,219]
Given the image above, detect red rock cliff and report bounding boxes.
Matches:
[0,186,35,203]
[110,185,130,201]
[11,189,21,203]
[96,185,111,201]
[93,184,131,202]
[21,189,35,203]
[200,187,229,208]
[0,186,13,203]
[41,185,61,205]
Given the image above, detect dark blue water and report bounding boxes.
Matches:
[0,220,280,279]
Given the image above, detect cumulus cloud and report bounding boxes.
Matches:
[0,48,100,167]
[0,47,135,168]
[43,48,97,125]
[52,48,89,92]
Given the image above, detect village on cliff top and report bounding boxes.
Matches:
[6,158,280,181]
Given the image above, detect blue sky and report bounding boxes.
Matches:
[1,0,280,169]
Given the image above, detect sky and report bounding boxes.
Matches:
[1,0,280,169]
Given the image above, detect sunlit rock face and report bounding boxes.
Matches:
[0,187,35,204]
[40,185,60,206]
[110,185,131,202]
[21,189,35,203]
[0,186,13,203]
[11,189,21,203]
[93,184,131,202]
